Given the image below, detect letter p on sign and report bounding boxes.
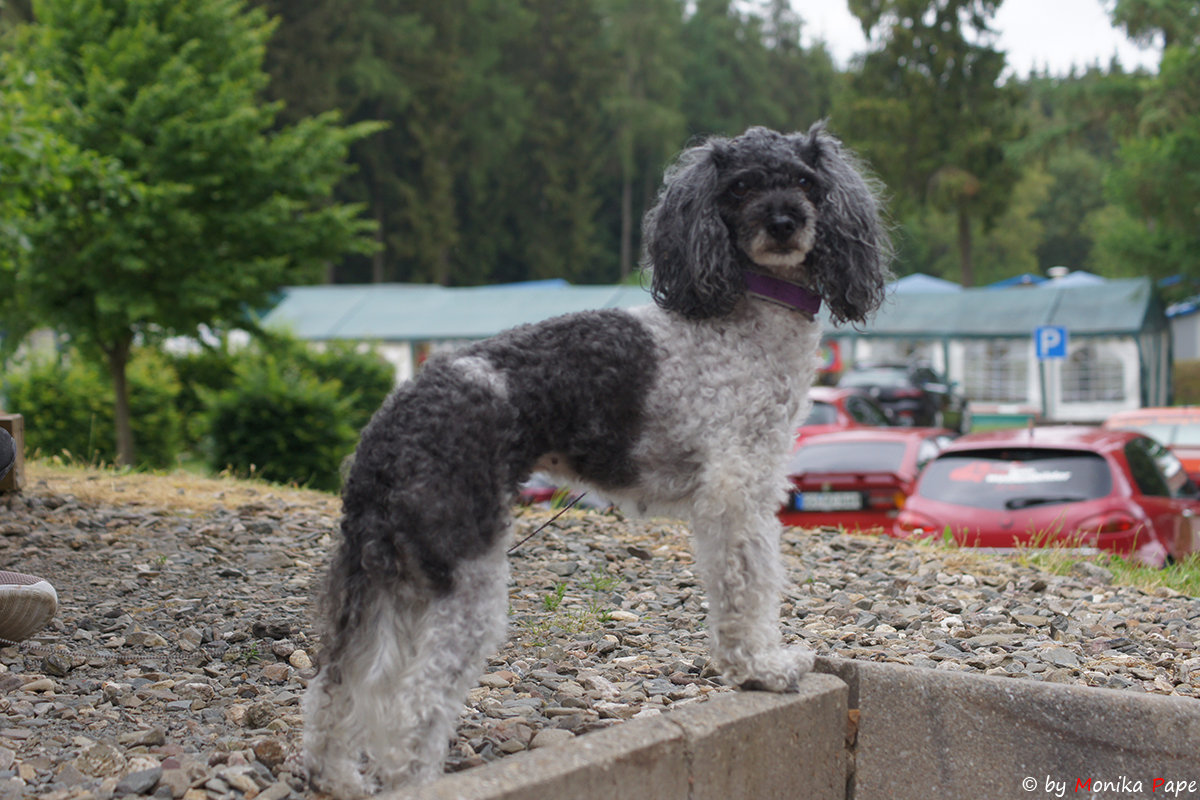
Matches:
[1035,326,1068,360]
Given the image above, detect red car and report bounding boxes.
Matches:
[779,428,957,532]
[894,427,1200,567]
[795,387,892,446]
[1103,407,1200,485]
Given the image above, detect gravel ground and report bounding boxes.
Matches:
[1,472,1199,799]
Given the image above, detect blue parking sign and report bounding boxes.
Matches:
[1035,325,1068,360]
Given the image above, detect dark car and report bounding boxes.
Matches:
[838,362,969,432]
[893,427,1200,567]
[779,427,957,532]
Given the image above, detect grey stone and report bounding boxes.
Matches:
[115,765,163,796]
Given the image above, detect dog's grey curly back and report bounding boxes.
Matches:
[644,122,892,324]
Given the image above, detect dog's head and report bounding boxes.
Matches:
[642,123,892,325]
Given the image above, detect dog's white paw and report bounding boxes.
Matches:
[736,646,815,692]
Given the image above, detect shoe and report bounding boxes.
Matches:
[0,428,13,483]
[0,571,58,644]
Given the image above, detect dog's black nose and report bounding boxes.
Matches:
[766,215,797,241]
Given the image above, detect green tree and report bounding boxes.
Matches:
[600,0,684,278]
[9,0,381,466]
[840,0,1023,285]
[1108,0,1200,48]
[473,0,619,285]
[1011,65,1145,274]
[0,54,123,355]
[681,0,781,136]
[1100,43,1200,285]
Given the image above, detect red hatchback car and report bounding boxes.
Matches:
[779,428,957,532]
[894,427,1200,567]
[794,387,892,446]
[1103,407,1200,485]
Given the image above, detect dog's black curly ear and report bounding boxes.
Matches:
[643,140,744,319]
[795,123,893,325]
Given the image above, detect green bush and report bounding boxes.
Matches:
[3,347,182,468]
[1174,360,1200,406]
[167,344,239,442]
[206,353,359,491]
[266,335,395,432]
[169,334,394,443]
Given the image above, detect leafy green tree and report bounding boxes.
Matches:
[0,0,30,30]
[1108,0,1200,48]
[681,0,784,136]
[0,54,122,355]
[8,0,380,466]
[1099,43,1200,285]
[840,0,1023,285]
[598,0,684,278]
[1012,66,1145,274]
[473,0,619,285]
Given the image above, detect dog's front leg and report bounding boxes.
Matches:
[689,502,812,692]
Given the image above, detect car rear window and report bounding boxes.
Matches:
[801,402,838,426]
[916,448,1112,510]
[787,442,907,474]
[845,396,890,426]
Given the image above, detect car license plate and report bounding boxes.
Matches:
[792,491,863,512]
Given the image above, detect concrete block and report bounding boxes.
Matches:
[383,672,849,800]
[672,673,848,800]
[821,658,1200,800]
[383,715,688,800]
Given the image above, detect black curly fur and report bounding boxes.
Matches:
[644,123,891,324]
[320,310,657,667]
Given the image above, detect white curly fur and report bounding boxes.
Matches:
[618,301,821,688]
[303,123,890,797]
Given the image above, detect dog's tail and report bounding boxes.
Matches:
[303,511,510,797]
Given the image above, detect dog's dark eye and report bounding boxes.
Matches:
[730,180,751,198]
[797,176,814,192]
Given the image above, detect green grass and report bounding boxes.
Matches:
[520,570,623,646]
[542,582,568,612]
[1014,547,1200,597]
[914,521,1200,597]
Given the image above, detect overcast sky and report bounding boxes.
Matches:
[790,0,1162,77]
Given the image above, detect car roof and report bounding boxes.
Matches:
[1104,407,1200,426]
[941,425,1141,455]
[808,386,866,403]
[795,427,953,446]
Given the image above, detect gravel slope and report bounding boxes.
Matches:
[0,471,1197,799]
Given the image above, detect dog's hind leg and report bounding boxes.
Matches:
[689,498,813,692]
[304,538,510,797]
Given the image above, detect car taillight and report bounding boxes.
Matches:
[895,509,941,536]
[867,490,905,511]
[1077,511,1138,535]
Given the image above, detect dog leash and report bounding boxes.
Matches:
[508,492,588,554]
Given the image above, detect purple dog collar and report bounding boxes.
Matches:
[743,271,821,316]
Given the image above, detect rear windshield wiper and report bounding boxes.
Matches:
[1004,496,1088,510]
